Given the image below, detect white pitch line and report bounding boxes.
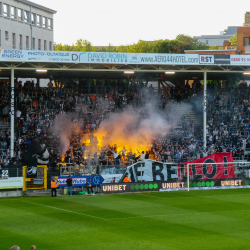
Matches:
[21,199,250,221]
[22,200,108,220]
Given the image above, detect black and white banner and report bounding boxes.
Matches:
[125,160,178,182]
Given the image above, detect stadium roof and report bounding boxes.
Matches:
[15,0,57,14]
[195,35,233,39]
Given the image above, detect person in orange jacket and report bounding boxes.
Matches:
[123,174,131,183]
[51,178,58,197]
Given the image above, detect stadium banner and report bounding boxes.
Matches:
[101,174,123,183]
[52,175,90,187]
[177,152,235,180]
[2,50,250,66]
[0,50,71,63]
[199,55,214,64]
[33,178,44,185]
[214,55,230,65]
[125,160,178,182]
[0,50,199,65]
[91,175,105,186]
[101,181,185,194]
[52,175,105,187]
[160,179,250,191]
[0,177,23,189]
[230,55,250,65]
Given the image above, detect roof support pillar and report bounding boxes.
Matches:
[10,67,15,158]
[203,71,207,150]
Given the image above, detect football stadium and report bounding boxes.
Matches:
[1,1,250,249]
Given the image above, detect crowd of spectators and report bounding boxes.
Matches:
[1,78,250,172]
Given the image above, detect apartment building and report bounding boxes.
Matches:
[0,0,56,50]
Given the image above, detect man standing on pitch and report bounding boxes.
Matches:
[51,178,58,197]
[66,175,74,196]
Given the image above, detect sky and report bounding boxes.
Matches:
[31,0,249,46]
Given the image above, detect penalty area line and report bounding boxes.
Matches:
[21,200,108,220]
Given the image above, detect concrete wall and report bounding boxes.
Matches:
[0,0,54,50]
[0,190,23,198]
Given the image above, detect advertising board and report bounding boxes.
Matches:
[52,175,105,187]
[101,181,186,194]
[0,177,23,189]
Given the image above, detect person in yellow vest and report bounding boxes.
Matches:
[51,178,58,198]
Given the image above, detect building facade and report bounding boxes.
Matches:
[237,27,250,54]
[0,0,56,50]
[194,26,238,47]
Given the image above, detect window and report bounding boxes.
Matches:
[5,31,8,40]
[0,2,2,16]
[37,14,41,26]
[38,39,41,50]
[44,40,47,50]
[49,41,52,51]
[11,6,16,19]
[26,36,29,49]
[0,30,1,46]
[17,8,22,21]
[206,40,208,45]
[32,37,35,49]
[31,13,36,24]
[48,19,52,29]
[19,34,22,49]
[42,17,46,28]
[244,37,250,46]
[12,33,16,48]
[24,10,29,23]
[3,4,9,17]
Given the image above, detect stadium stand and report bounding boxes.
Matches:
[1,78,250,173]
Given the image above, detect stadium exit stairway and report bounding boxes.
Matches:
[172,102,203,133]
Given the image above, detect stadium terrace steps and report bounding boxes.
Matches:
[172,102,203,132]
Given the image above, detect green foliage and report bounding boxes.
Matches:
[229,33,237,45]
[54,39,95,52]
[209,45,221,50]
[55,35,209,53]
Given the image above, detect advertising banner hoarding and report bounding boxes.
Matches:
[0,177,23,189]
[101,179,250,193]
[2,50,250,66]
[52,175,105,187]
[101,181,185,194]
[230,55,250,65]
[177,153,235,180]
[52,176,90,188]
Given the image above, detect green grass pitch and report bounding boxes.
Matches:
[1,189,250,250]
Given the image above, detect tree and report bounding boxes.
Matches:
[54,35,209,53]
[54,39,95,51]
[153,39,179,53]
[229,33,237,45]
[75,39,95,51]
[209,45,220,50]
[175,34,209,52]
